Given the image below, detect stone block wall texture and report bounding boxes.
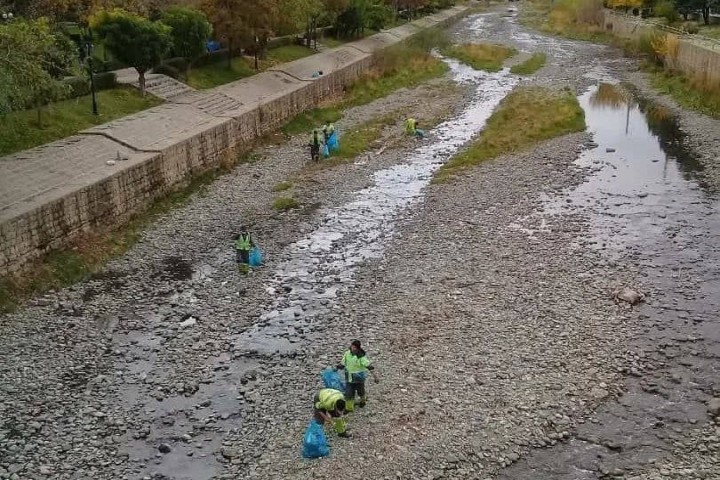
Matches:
[604,11,720,84]
[0,5,469,276]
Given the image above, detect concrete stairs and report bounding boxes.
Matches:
[115,69,196,101]
[174,91,246,116]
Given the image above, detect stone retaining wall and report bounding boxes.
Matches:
[604,11,720,84]
[0,5,469,276]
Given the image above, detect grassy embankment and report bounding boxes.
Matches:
[0,88,161,157]
[281,28,451,136]
[0,29,454,312]
[434,86,586,183]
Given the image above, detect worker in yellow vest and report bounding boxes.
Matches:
[313,388,350,437]
[337,339,377,411]
[234,227,254,274]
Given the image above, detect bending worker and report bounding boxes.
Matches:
[314,388,350,438]
[337,339,376,411]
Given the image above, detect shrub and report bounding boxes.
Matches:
[94,72,117,90]
[164,56,190,72]
[64,76,91,98]
[193,48,229,67]
[152,63,180,78]
[655,0,678,24]
[682,22,699,34]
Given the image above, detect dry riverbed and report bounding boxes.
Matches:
[2,6,720,480]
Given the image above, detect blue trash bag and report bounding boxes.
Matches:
[327,132,339,151]
[415,128,425,139]
[302,419,330,459]
[321,367,346,392]
[322,144,330,158]
[249,247,263,267]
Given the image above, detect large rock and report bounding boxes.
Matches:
[615,287,644,305]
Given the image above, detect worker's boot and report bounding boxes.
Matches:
[334,418,351,438]
[357,395,367,408]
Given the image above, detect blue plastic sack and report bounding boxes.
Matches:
[249,247,263,267]
[302,419,330,458]
[415,128,425,139]
[321,367,346,392]
[322,144,330,158]
[327,132,339,151]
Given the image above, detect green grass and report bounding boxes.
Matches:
[187,45,315,89]
[272,181,293,192]
[272,196,300,211]
[0,162,236,313]
[510,52,548,75]
[334,115,394,159]
[441,43,517,72]
[0,87,162,157]
[281,107,343,135]
[645,63,720,118]
[434,86,586,183]
[281,29,449,137]
[698,24,720,40]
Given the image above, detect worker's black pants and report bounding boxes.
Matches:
[236,249,250,264]
[345,382,366,402]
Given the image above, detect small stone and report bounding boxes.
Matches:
[707,397,720,417]
[159,443,172,454]
[590,387,609,399]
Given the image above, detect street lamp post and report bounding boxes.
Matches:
[85,42,98,116]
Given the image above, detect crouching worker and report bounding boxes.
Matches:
[404,117,424,139]
[234,227,254,274]
[337,339,376,412]
[314,388,350,438]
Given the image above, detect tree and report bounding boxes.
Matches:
[367,1,393,30]
[698,0,719,24]
[322,0,349,35]
[674,0,699,19]
[91,8,172,94]
[0,19,74,118]
[202,0,278,69]
[162,7,211,70]
[278,0,323,46]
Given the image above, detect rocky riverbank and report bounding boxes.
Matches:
[2,6,719,480]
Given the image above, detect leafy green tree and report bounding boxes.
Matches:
[162,7,212,70]
[367,1,393,30]
[91,8,172,95]
[0,19,74,120]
